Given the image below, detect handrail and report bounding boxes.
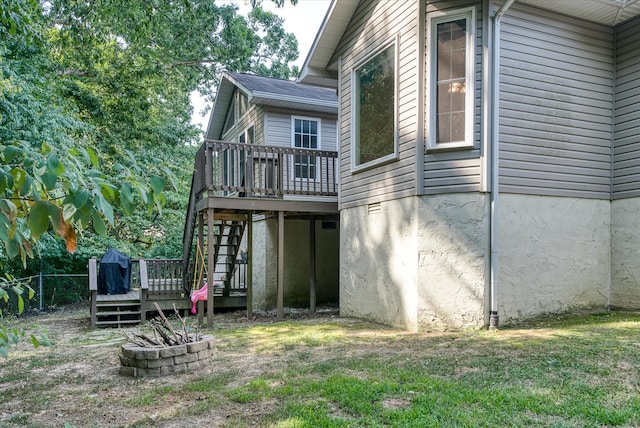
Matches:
[202,139,338,197]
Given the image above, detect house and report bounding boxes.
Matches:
[182,72,340,324]
[295,0,640,330]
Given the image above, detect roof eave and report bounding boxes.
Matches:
[251,93,338,115]
[298,0,359,86]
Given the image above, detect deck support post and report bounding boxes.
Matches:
[139,259,148,322]
[197,212,205,326]
[277,210,284,320]
[207,207,215,328]
[309,217,316,313]
[247,211,253,319]
[89,258,98,330]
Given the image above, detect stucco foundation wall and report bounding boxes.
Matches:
[498,194,610,322]
[340,197,419,331]
[416,193,489,331]
[611,197,640,309]
[251,217,339,311]
[250,218,277,311]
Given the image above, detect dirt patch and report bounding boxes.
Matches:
[0,306,362,427]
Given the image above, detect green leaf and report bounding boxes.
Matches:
[94,193,114,225]
[39,332,52,346]
[27,201,52,239]
[46,154,65,175]
[66,189,90,209]
[0,288,8,303]
[16,294,24,314]
[3,146,23,163]
[87,147,99,167]
[41,172,57,190]
[150,175,165,194]
[31,334,40,348]
[92,211,107,236]
[0,171,14,194]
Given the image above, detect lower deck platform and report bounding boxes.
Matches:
[92,289,247,328]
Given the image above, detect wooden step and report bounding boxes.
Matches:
[95,319,141,326]
[96,302,140,308]
[96,310,141,317]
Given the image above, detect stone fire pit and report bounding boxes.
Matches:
[119,334,216,377]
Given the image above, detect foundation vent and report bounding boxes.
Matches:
[368,202,381,215]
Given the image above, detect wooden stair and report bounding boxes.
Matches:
[214,220,246,296]
[93,292,141,328]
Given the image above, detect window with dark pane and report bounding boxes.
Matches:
[354,44,395,166]
[293,118,318,179]
[436,18,467,144]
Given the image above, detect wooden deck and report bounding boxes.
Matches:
[89,257,248,328]
[182,140,339,327]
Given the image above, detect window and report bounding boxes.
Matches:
[238,92,249,117]
[352,38,398,170]
[428,7,475,150]
[222,99,235,135]
[222,89,249,136]
[292,117,319,179]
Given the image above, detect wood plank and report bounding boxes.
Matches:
[309,218,316,314]
[277,210,284,321]
[207,207,215,328]
[247,212,253,319]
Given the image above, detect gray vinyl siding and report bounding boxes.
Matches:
[613,17,640,199]
[334,0,419,209]
[423,0,484,194]
[264,109,337,151]
[499,3,614,199]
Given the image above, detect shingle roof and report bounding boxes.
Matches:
[205,71,337,140]
[227,72,337,104]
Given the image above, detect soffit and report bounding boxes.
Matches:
[516,0,640,26]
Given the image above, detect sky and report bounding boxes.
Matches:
[190,0,332,130]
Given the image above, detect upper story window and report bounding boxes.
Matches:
[427,7,475,150]
[238,92,249,117]
[351,37,398,171]
[222,89,250,136]
[292,116,319,180]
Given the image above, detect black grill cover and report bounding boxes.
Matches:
[97,248,132,294]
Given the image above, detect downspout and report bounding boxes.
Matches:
[489,0,515,330]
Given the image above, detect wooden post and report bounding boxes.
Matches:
[197,212,204,326]
[309,218,316,314]
[139,259,148,323]
[88,258,98,330]
[277,210,284,320]
[247,211,253,319]
[207,207,215,328]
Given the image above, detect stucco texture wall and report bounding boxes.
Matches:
[340,197,419,331]
[498,194,610,322]
[340,194,488,331]
[251,217,339,311]
[611,198,640,308]
[416,193,489,331]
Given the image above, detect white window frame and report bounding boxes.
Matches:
[350,35,399,173]
[426,7,476,150]
[291,115,321,181]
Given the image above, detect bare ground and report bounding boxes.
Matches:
[0,306,379,427]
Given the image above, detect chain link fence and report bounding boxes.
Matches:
[1,273,89,315]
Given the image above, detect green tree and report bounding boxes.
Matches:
[1,0,299,264]
[1,0,300,354]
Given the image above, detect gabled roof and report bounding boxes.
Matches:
[297,0,359,88]
[206,71,338,140]
[298,0,640,86]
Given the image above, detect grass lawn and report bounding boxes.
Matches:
[1,308,640,427]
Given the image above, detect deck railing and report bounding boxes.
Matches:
[193,140,339,199]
